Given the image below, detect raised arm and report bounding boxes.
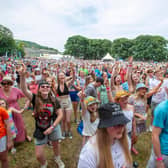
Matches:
[19,63,33,101]
[128,56,134,93]
[147,78,163,98]
[105,78,114,103]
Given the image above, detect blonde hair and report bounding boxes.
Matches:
[97,127,132,168]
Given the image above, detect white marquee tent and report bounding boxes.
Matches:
[102,53,115,61]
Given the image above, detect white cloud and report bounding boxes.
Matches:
[0,0,168,51]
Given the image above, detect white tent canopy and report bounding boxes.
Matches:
[102,53,115,61]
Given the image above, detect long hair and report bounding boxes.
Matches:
[34,89,56,115]
[0,98,8,109]
[97,127,132,168]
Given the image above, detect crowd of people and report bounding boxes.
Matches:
[0,56,168,168]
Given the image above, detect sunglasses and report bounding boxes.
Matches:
[40,85,50,89]
[1,82,13,86]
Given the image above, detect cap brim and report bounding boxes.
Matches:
[98,114,130,129]
[87,100,99,106]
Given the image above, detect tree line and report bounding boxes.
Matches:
[64,35,168,61]
[1,24,168,61]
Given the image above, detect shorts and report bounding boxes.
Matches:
[34,124,62,146]
[136,119,147,134]
[57,96,72,111]
[0,136,7,152]
[69,91,80,102]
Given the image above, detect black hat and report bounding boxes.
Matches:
[96,77,104,85]
[98,103,130,128]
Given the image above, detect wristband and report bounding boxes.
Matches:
[106,87,110,91]
[51,125,55,129]
[156,156,163,161]
[128,64,132,67]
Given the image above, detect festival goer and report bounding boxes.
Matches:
[147,99,168,168]
[56,71,74,139]
[85,77,104,98]
[0,106,13,168]
[0,76,30,143]
[79,92,99,145]
[78,102,132,168]
[19,64,65,168]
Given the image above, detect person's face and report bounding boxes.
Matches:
[35,71,40,75]
[118,96,129,107]
[132,74,139,83]
[107,125,125,139]
[39,84,51,95]
[0,100,6,108]
[46,78,52,86]
[115,75,121,84]
[87,103,97,113]
[58,73,65,81]
[1,80,13,90]
[137,87,147,96]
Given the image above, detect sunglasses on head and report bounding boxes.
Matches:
[1,82,13,86]
[40,85,50,89]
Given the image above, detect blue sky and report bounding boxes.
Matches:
[0,0,168,51]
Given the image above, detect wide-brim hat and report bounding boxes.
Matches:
[136,83,148,91]
[84,96,99,106]
[115,91,130,101]
[1,76,13,84]
[98,103,130,128]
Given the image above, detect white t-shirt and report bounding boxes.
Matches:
[82,110,99,137]
[78,136,128,168]
[150,78,167,104]
[123,110,133,133]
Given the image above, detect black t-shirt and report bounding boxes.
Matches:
[31,94,61,129]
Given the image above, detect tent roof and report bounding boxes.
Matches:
[102,53,114,60]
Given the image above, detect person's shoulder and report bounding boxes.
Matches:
[0,106,7,113]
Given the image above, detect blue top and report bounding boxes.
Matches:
[122,82,129,91]
[153,100,168,155]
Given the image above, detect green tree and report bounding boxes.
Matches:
[131,35,168,61]
[111,38,133,59]
[0,25,16,56]
[64,35,89,59]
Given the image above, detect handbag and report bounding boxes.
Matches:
[77,120,83,136]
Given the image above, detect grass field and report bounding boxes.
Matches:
[8,99,152,168]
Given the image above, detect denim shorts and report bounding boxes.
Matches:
[0,136,7,152]
[34,124,62,146]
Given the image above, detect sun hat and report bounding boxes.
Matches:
[115,90,130,101]
[98,103,130,128]
[1,75,13,84]
[84,96,99,106]
[136,83,148,91]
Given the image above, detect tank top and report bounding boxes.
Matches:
[57,83,69,96]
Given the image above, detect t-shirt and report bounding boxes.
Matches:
[150,78,167,104]
[82,110,99,136]
[153,100,168,155]
[97,85,109,105]
[85,83,97,98]
[78,136,128,168]
[31,94,61,130]
[0,107,9,138]
[123,110,133,133]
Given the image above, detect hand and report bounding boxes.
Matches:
[43,127,53,135]
[7,140,13,150]
[19,109,25,113]
[128,56,133,64]
[156,160,165,168]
